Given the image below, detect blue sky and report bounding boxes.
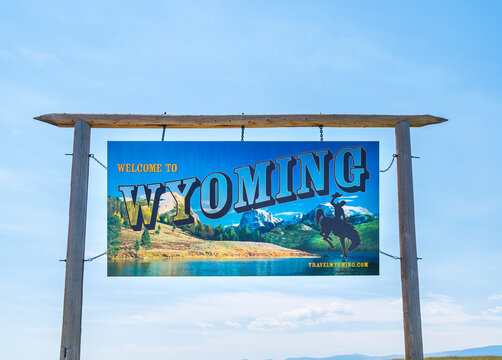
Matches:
[1,1,501,359]
[108,141,379,226]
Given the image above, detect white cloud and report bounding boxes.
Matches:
[98,292,404,332]
[487,306,502,314]
[248,301,352,331]
[224,321,242,328]
[422,294,477,324]
[194,321,214,328]
[275,211,302,216]
[95,291,502,334]
[84,292,502,359]
[84,324,502,360]
[488,294,502,301]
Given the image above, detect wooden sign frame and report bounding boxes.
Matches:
[35,113,447,360]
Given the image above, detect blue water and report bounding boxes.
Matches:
[107,252,379,276]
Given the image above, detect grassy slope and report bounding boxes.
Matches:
[112,222,316,260]
[263,220,379,253]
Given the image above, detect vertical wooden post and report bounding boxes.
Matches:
[60,120,91,360]
[395,121,424,360]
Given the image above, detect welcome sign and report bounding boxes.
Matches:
[107,141,379,276]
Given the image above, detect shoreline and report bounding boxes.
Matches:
[108,254,322,261]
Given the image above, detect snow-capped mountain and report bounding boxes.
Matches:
[303,203,375,225]
[239,209,284,232]
[237,203,375,233]
[277,212,305,225]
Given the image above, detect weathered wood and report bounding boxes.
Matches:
[60,120,91,360]
[395,121,424,360]
[34,113,447,128]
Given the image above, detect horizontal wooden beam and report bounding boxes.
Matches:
[34,113,447,128]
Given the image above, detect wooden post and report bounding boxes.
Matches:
[60,120,91,360]
[395,121,424,360]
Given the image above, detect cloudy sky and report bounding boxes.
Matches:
[1,1,501,359]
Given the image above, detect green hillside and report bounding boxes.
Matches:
[109,221,315,260]
[262,220,379,253]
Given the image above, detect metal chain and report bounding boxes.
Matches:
[65,153,107,170]
[319,125,323,142]
[380,154,420,173]
[241,125,245,141]
[60,251,107,263]
[161,112,167,141]
[84,251,107,262]
[379,250,401,260]
[379,250,422,260]
[89,154,107,170]
[380,154,398,172]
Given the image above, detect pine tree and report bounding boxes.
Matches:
[199,224,208,239]
[206,224,215,239]
[194,222,202,237]
[141,229,151,249]
[107,214,122,257]
[225,227,238,241]
[134,238,140,253]
[215,224,224,238]
[242,226,252,241]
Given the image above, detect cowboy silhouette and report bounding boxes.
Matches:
[316,192,361,257]
[330,192,347,224]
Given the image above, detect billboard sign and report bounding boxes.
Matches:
[107,141,379,276]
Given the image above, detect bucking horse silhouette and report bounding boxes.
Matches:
[315,192,362,258]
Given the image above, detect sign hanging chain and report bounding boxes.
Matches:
[380,154,420,173]
[380,250,401,260]
[60,251,107,262]
[379,249,422,261]
[161,112,167,141]
[65,153,107,170]
[89,154,107,170]
[241,125,245,141]
[319,125,324,142]
[380,154,398,172]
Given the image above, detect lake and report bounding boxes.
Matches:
[107,252,379,276]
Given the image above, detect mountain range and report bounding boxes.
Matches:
[239,209,284,232]
[237,203,376,234]
[285,345,502,360]
[153,192,376,235]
